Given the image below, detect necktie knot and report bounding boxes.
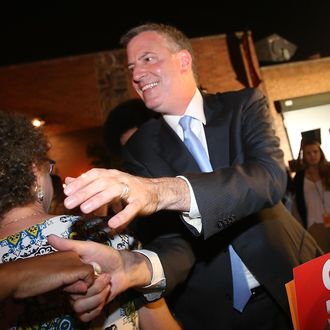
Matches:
[179,115,193,132]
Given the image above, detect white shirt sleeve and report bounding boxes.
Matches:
[130,173,203,288]
[177,175,202,234]
[132,249,166,288]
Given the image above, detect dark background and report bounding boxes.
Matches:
[0,2,329,67]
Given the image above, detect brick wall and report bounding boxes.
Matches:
[260,57,330,166]
[0,32,329,179]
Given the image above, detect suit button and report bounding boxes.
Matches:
[226,215,236,223]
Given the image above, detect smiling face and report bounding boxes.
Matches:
[126,31,197,116]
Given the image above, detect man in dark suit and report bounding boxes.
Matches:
[61,23,322,329]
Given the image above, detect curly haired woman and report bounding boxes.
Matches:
[0,110,181,330]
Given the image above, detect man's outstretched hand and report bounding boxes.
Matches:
[63,168,189,229]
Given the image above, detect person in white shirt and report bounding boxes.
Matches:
[292,138,330,251]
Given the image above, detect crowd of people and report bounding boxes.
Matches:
[0,21,328,330]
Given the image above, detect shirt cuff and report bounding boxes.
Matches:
[132,249,166,302]
[177,175,202,234]
[132,249,166,288]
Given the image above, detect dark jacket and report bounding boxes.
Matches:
[293,170,308,228]
[123,88,322,329]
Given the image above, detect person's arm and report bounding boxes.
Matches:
[48,234,154,322]
[185,89,287,238]
[61,92,285,235]
[63,169,190,229]
[138,298,182,330]
[0,251,96,301]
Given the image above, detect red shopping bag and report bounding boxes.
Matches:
[286,253,330,330]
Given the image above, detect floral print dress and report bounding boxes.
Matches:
[0,214,139,330]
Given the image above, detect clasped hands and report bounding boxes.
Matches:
[48,234,152,322]
[53,168,190,322]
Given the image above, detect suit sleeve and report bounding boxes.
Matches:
[123,148,196,295]
[185,89,287,239]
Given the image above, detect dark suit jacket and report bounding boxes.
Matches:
[123,88,322,329]
[292,169,308,227]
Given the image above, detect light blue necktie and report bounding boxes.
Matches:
[179,115,212,173]
[179,115,251,312]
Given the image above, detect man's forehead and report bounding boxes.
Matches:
[127,33,171,57]
[128,30,166,45]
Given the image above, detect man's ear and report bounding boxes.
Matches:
[178,49,192,72]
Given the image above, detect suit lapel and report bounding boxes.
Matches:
[203,94,230,169]
[158,118,201,174]
[154,94,230,174]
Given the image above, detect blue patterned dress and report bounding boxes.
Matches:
[0,214,139,330]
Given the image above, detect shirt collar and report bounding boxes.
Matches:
[163,89,205,132]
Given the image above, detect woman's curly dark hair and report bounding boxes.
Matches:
[0,111,50,217]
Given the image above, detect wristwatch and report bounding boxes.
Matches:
[141,278,166,302]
